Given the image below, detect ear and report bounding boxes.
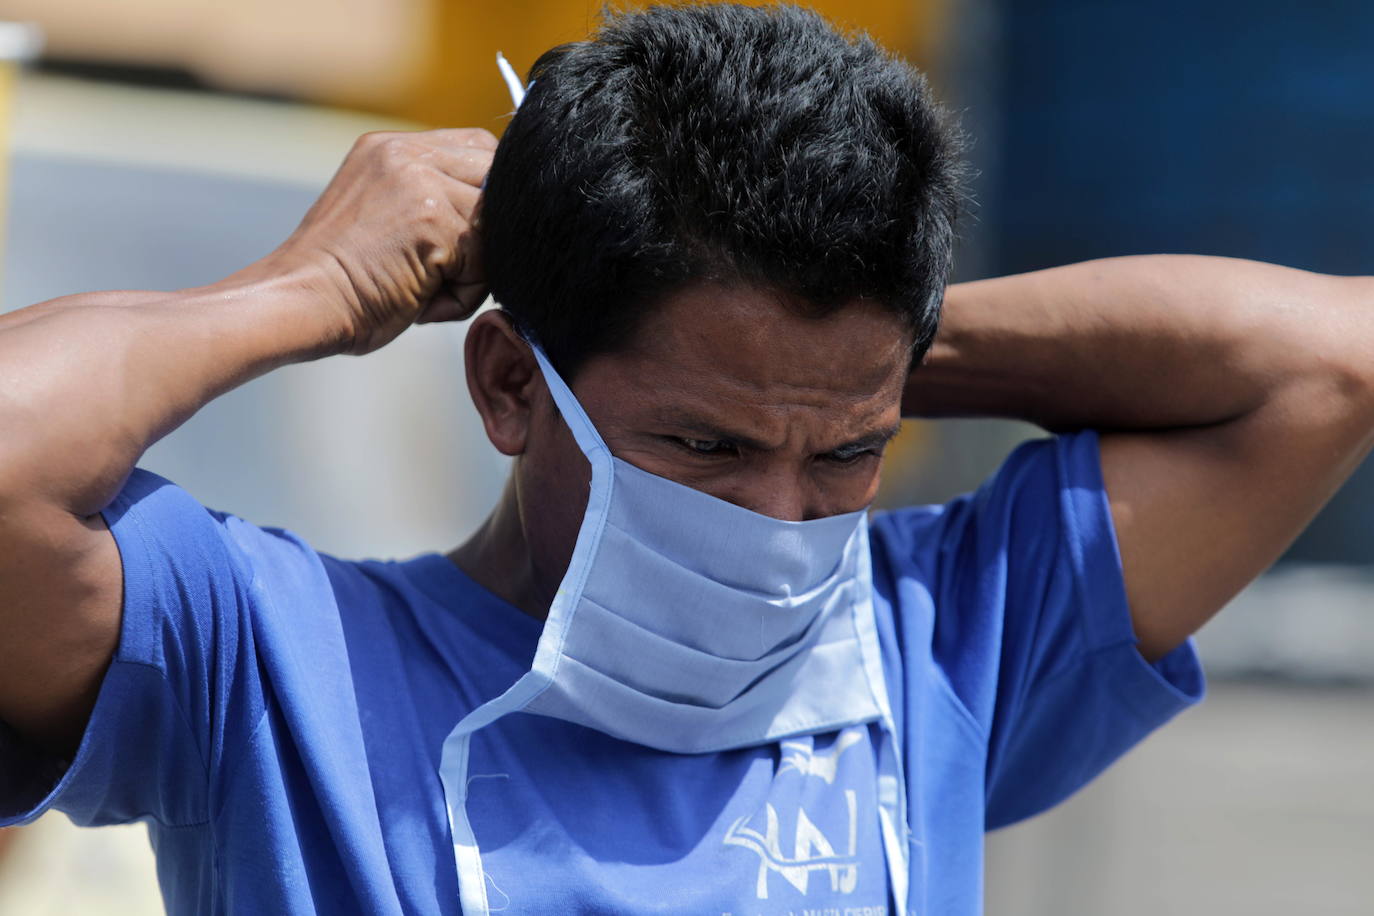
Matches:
[464,311,540,456]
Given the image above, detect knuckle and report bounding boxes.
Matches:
[460,146,496,168]
[458,127,499,149]
[428,127,499,150]
[379,136,418,166]
[396,159,434,185]
[355,130,394,151]
[416,200,450,228]
[426,243,454,267]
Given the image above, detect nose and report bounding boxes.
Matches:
[720,472,814,523]
[744,492,806,523]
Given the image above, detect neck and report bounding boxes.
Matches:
[447,473,556,622]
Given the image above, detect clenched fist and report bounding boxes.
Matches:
[263,128,498,356]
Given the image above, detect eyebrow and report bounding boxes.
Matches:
[835,425,903,453]
[652,409,902,454]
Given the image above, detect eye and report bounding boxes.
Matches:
[674,437,735,457]
[823,445,880,466]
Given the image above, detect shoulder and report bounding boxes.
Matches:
[100,469,382,677]
[866,431,1120,720]
[869,432,1096,580]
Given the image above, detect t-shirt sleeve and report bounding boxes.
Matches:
[878,431,1205,830]
[0,469,265,829]
[986,432,1205,827]
[984,431,1205,827]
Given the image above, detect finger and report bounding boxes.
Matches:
[445,218,484,283]
[416,291,465,324]
[423,127,500,152]
[450,278,491,320]
[419,144,495,190]
[417,282,489,323]
[366,127,498,156]
[442,180,484,226]
[360,131,494,188]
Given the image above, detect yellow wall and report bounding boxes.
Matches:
[382,0,944,132]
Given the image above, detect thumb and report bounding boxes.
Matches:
[417,282,489,323]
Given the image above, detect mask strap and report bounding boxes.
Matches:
[486,53,530,187]
[496,51,529,108]
[528,343,611,459]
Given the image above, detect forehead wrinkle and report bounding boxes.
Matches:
[648,385,901,453]
[628,290,910,393]
[655,345,905,401]
[644,347,904,409]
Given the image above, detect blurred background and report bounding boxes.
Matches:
[0,0,1369,913]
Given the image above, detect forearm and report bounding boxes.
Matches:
[0,262,344,517]
[907,254,1370,430]
[0,130,490,759]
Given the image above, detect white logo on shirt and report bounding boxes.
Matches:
[724,790,860,900]
[779,729,865,785]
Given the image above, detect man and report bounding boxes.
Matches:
[0,3,1370,914]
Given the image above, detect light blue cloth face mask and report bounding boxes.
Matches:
[511,343,885,752]
[435,57,911,916]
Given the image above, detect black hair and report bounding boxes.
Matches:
[481,2,964,378]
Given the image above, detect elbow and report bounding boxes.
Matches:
[1269,277,1374,443]
[1319,277,1374,421]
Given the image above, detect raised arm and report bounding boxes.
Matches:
[908,255,1374,660]
[0,128,494,757]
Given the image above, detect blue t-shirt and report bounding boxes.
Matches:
[0,431,1203,914]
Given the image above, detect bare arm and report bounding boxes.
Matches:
[908,255,1374,660]
[0,128,496,757]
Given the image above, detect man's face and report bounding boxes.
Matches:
[513,282,912,587]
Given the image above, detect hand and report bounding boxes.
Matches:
[257,128,498,356]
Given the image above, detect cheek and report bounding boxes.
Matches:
[518,411,594,581]
[816,459,884,513]
[603,439,696,482]
[865,458,887,504]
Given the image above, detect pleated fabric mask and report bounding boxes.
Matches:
[515,342,885,751]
